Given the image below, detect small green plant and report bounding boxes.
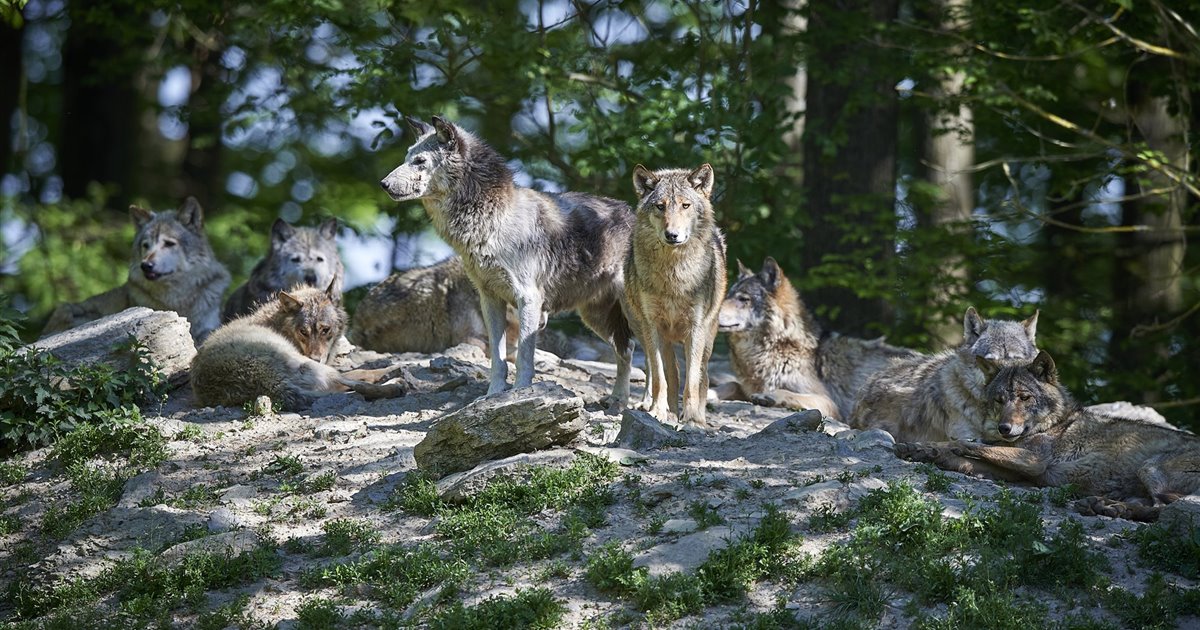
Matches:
[687,500,725,529]
[383,470,444,515]
[807,503,852,532]
[301,543,469,610]
[645,513,667,535]
[41,462,127,539]
[915,463,952,492]
[1126,521,1200,579]
[318,518,381,557]
[295,597,344,629]
[0,460,27,485]
[427,588,566,630]
[0,513,20,535]
[264,454,304,477]
[169,484,221,510]
[176,424,204,442]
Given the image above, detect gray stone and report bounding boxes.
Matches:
[616,409,684,450]
[633,525,747,577]
[575,446,648,466]
[206,507,244,532]
[413,382,585,477]
[1160,495,1200,532]
[220,484,258,504]
[820,418,855,438]
[157,530,263,569]
[250,395,274,417]
[661,518,699,534]
[783,478,886,512]
[563,359,647,383]
[1087,401,1173,428]
[852,428,896,451]
[753,409,823,438]
[435,449,578,502]
[30,307,196,388]
[118,471,165,508]
[314,419,369,442]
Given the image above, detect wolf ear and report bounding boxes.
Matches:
[178,197,204,230]
[278,291,302,312]
[318,217,339,240]
[736,259,752,280]
[270,218,296,246]
[130,205,155,228]
[963,306,986,346]
[431,116,457,146]
[325,276,338,298]
[1030,350,1057,384]
[975,355,1000,381]
[405,115,433,137]
[1022,309,1039,345]
[631,164,657,198]
[760,257,783,291]
[688,163,715,198]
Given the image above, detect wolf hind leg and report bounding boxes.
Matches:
[512,292,543,389]
[581,300,634,412]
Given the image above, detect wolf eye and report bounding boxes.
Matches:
[316,256,325,263]
[681,202,691,209]
[736,294,749,303]
[319,326,331,335]
[291,255,302,263]
[655,202,666,211]
[163,239,177,248]
[1018,394,1032,402]
[413,156,426,166]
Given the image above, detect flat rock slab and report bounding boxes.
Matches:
[633,525,749,577]
[157,530,263,569]
[435,449,579,503]
[413,382,585,477]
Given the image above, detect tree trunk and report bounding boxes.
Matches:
[0,19,22,176]
[799,0,899,336]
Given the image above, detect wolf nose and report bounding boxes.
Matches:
[304,271,318,285]
[664,231,682,244]
[141,261,155,273]
[379,180,389,191]
[999,423,1015,436]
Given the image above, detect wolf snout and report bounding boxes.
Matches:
[140,261,162,280]
[304,271,318,285]
[663,230,688,245]
[997,422,1026,440]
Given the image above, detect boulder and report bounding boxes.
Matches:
[752,409,823,438]
[413,382,585,477]
[1160,494,1200,532]
[30,307,196,388]
[434,449,578,502]
[157,530,263,569]
[616,409,684,450]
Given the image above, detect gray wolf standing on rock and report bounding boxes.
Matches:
[717,258,920,420]
[849,307,1039,443]
[896,351,1200,522]
[192,283,405,411]
[348,255,519,355]
[41,197,231,343]
[222,218,344,322]
[379,115,635,402]
[624,164,726,428]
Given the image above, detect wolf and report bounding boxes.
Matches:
[848,307,1039,443]
[41,197,231,343]
[716,258,921,420]
[222,218,344,322]
[896,351,1200,521]
[380,116,635,403]
[623,164,726,428]
[192,283,405,411]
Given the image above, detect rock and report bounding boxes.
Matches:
[575,446,649,466]
[562,359,647,383]
[206,507,245,532]
[753,410,823,438]
[413,382,585,476]
[30,307,196,388]
[314,419,369,442]
[852,428,896,451]
[221,484,258,505]
[118,471,165,508]
[616,410,684,450]
[435,375,470,392]
[633,525,747,577]
[1160,495,1200,531]
[783,478,887,513]
[434,449,578,502]
[819,418,855,438]
[1087,401,1173,428]
[661,518,699,534]
[251,395,274,417]
[157,530,263,569]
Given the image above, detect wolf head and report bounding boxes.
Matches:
[984,350,1070,441]
[961,306,1038,363]
[380,116,509,203]
[267,218,343,297]
[719,258,786,332]
[631,164,715,247]
[128,197,213,283]
[274,281,347,362]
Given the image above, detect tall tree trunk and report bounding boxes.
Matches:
[799,0,899,336]
[59,0,149,209]
[0,19,22,176]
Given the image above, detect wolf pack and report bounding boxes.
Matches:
[41,115,1198,523]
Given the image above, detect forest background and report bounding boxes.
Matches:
[0,0,1196,429]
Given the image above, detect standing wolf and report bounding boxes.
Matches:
[222,218,344,322]
[623,164,726,427]
[717,258,921,419]
[192,283,404,410]
[380,116,635,402]
[896,351,1200,521]
[849,307,1040,443]
[41,197,230,343]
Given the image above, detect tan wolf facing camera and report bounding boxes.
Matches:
[222,218,344,322]
[41,197,231,343]
[192,283,405,411]
[849,307,1039,443]
[349,256,519,355]
[624,164,726,428]
[717,258,921,419]
[897,351,1200,521]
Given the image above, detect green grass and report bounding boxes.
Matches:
[295,597,344,629]
[1126,520,1200,579]
[263,454,304,478]
[687,500,725,529]
[427,587,566,630]
[316,518,381,557]
[40,462,127,539]
[51,415,168,470]
[0,460,28,485]
[0,513,20,535]
[301,544,469,609]
[1103,574,1200,630]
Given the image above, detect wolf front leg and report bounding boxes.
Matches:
[680,317,712,428]
[513,292,544,389]
[480,294,511,394]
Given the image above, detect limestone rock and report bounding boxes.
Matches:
[616,409,683,450]
[434,449,578,502]
[633,525,748,577]
[118,471,165,508]
[157,530,263,569]
[30,307,196,388]
[1160,495,1200,532]
[413,382,585,476]
[753,409,823,438]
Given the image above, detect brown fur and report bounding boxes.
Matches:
[896,351,1200,521]
[624,164,727,427]
[222,218,345,322]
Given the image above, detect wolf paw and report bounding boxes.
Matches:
[748,392,780,408]
[894,442,941,462]
[354,380,407,401]
[1074,496,1161,522]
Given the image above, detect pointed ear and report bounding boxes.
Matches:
[632,164,657,198]
[431,116,457,145]
[129,205,154,228]
[405,115,433,137]
[963,306,986,346]
[736,259,752,280]
[1022,309,1039,345]
[1030,350,1057,384]
[178,196,204,230]
[975,355,1000,381]
[688,163,715,198]
[325,277,338,297]
[760,257,783,291]
[270,218,296,246]
[318,217,339,240]
[278,291,302,312]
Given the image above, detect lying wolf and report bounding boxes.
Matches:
[380,116,635,403]
[222,218,343,321]
[849,307,1040,442]
[192,283,404,411]
[717,258,920,419]
[624,164,726,428]
[41,197,230,343]
[896,351,1200,521]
